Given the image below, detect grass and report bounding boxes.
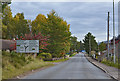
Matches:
[69,53,76,57]
[2,51,54,79]
[101,60,120,69]
[2,59,54,79]
[0,52,2,81]
[45,58,69,62]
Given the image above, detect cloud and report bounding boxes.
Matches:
[12,0,120,2]
[10,2,119,42]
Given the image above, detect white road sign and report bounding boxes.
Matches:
[16,40,39,53]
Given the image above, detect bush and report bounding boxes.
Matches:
[37,52,52,59]
[2,51,33,69]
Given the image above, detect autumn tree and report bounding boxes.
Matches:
[46,10,71,57]
[99,42,106,52]
[10,32,49,52]
[32,14,48,35]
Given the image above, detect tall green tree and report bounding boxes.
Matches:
[2,5,13,39]
[83,32,97,54]
[2,5,12,25]
[80,41,84,51]
[13,13,29,39]
[2,23,7,39]
[70,36,77,52]
[76,41,84,52]
[46,10,71,57]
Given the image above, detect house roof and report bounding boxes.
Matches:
[110,35,120,44]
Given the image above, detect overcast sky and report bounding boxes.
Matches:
[10,2,119,42]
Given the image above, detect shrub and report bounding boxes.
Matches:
[37,52,52,61]
[38,53,52,58]
[2,51,32,69]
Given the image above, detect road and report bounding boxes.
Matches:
[22,53,111,79]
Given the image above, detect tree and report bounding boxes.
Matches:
[32,14,48,35]
[2,5,12,25]
[2,5,13,39]
[99,42,106,52]
[79,41,84,51]
[13,13,30,39]
[83,32,97,54]
[46,10,71,57]
[76,41,84,52]
[0,0,11,13]
[70,36,77,52]
[2,23,7,39]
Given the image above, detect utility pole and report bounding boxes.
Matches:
[113,0,116,63]
[89,36,91,56]
[107,12,110,60]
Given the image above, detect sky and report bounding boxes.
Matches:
[10,1,119,42]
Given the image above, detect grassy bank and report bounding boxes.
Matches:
[101,60,120,69]
[0,53,2,81]
[2,51,54,79]
[46,58,69,62]
[2,59,54,79]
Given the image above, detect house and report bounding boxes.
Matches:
[109,35,120,57]
[98,35,120,62]
[0,39,16,51]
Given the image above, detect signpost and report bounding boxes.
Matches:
[16,40,39,53]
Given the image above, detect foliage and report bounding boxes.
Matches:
[2,6,30,39]
[76,41,84,52]
[1,1,11,13]
[3,6,71,57]
[83,32,98,54]
[32,14,48,35]
[70,36,77,52]
[10,32,49,52]
[99,42,106,52]
[2,51,27,69]
[37,52,52,59]
[13,13,30,39]
[2,23,7,39]
[70,36,84,53]
[46,10,71,57]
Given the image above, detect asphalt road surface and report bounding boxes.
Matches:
[22,53,111,79]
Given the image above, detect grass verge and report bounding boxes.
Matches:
[101,60,120,69]
[45,58,69,62]
[2,59,54,79]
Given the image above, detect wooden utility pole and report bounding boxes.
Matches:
[113,0,116,63]
[89,36,91,56]
[107,12,110,60]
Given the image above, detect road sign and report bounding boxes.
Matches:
[16,40,39,53]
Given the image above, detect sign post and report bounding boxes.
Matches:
[16,40,39,53]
